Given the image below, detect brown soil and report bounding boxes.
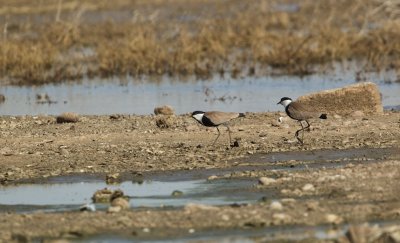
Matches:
[0,111,399,242]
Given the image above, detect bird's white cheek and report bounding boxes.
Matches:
[281,100,292,107]
[193,114,204,122]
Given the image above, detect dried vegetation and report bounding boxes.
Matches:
[1,0,400,84]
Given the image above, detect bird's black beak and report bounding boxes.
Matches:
[277,102,280,105]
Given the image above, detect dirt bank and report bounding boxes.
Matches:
[0,112,399,182]
[0,111,399,242]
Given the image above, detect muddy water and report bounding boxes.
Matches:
[0,179,258,213]
[1,147,397,214]
[0,65,400,116]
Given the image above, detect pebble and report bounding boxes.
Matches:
[258,177,276,186]
[80,203,96,212]
[92,188,113,203]
[302,183,315,192]
[171,190,183,197]
[0,147,14,156]
[106,173,121,184]
[60,148,70,156]
[270,201,283,211]
[0,94,5,103]
[325,213,343,224]
[221,214,230,221]
[107,206,122,213]
[207,175,218,181]
[111,197,130,210]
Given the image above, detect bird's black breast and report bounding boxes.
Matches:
[285,104,300,121]
[202,116,217,127]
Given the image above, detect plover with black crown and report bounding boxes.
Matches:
[191,111,245,146]
[277,97,327,144]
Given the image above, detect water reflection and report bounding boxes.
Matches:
[0,69,399,116]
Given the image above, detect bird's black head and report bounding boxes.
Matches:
[192,111,205,117]
[277,97,292,105]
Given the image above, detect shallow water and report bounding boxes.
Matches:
[0,66,399,116]
[1,147,397,214]
[0,178,259,213]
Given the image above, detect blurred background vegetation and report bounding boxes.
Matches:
[1,0,400,85]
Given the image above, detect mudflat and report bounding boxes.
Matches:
[0,112,399,241]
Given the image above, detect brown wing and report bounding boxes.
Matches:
[204,111,241,125]
[287,102,321,120]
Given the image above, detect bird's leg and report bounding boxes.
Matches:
[212,127,221,146]
[304,120,311,132]
[295,121,305,145]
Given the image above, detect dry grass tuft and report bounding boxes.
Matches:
[1,0,400,84]
[56,112,79,123]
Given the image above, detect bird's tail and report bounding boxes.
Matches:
[319,114,327,119]
[239,113,246,118]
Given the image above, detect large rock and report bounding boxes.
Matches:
[297,82,383,116]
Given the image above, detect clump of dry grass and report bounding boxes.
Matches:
[1,0,400,84]
[56,112,79,123]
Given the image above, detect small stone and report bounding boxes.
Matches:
[154,105,175,115]
[80,203,96,212]
[106,173,121,184]
[56,112,79,123]
[207,175,218,181]
[271,120,280,127]
[325,213,343,224]
[111,197,130,210]
[258,177,276,186]
[221,214,230,221]
[0,94,5,103]
[92,188,113,203]
[107,206,121,213]
[270,201,283,211]
[259,132,268,137]
[171,190,183,197]
[60,148,69,156]
[0,147,14,156]
[302,183,315,192]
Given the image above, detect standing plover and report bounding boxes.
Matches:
[277,97,327,144]
[191,111,245,146]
